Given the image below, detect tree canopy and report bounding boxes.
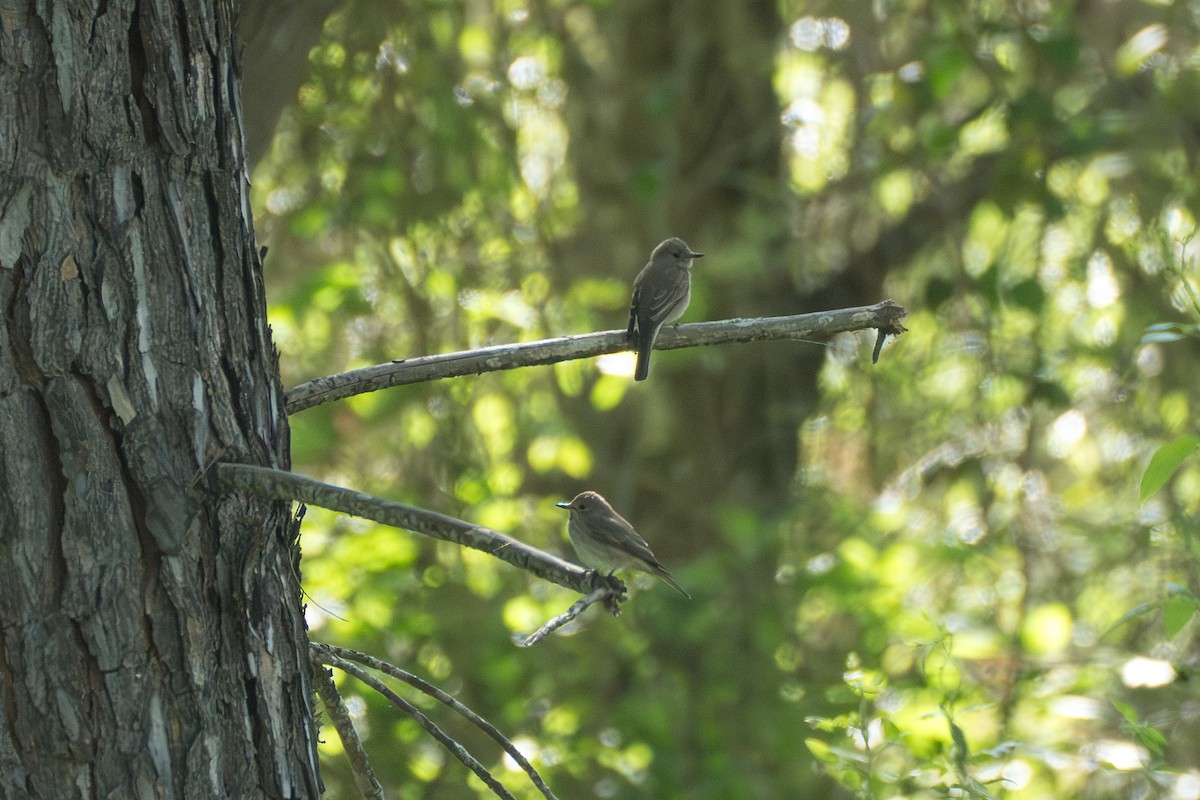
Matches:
[251,1,1200,797]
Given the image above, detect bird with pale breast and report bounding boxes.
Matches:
[555,490,690,598]
[627,237,704,381]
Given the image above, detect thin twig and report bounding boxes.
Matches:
[314,643,559,800]
[873,315,908,363]
[516,587,617,647]
[214,462,624,599]
[286,301,908,413]
[310,658,385,800]
[319,650,518,800]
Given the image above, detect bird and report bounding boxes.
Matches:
[555,490,690,598]
[627,237,704,381]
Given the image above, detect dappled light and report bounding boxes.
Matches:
[251,0,1200,796]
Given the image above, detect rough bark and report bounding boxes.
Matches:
[0,2,319,797]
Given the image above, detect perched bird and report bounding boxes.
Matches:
[555,490,690,598]
[627,237,704,381]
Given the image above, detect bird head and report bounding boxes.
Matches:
[652,237,704,266]
[555,490,607,512]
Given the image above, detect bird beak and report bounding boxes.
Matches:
[690,251,704,259]
[555,501,572,510]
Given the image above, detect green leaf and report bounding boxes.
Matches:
[1112,699,1167,756]
[949,719,969,759]
[1137,725,1167,757]
[1101,602,1157,639]
[1140,435,1200,501]
[1163,596,1198,640]
[1111,699,1138,725]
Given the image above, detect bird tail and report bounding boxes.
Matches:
[634,326,657,381]
[645,562,690,598]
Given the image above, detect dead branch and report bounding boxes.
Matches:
[310,658,384,800]
[286,300,908,413]
[516,587,620,647]
[214,462,623,599]
[312,643,559,800]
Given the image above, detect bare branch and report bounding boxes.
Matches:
[310,658,384,800]
[318,650,518,800]
[516,587,618,647]
[286,301,908,413]
[313,643,560,800]
[214,462,624,598]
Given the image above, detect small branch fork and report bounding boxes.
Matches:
[285,300,908,413]
[311,659,384,800]
[311,643,560,800]
[515,587,617,647]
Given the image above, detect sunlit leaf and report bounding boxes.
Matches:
[1140,434,1200,501]
[1163,596,1197,640]
[1112,699,1138,725]
[804,737,834,763]
[1116,25,1168,76]
[1137,725,1168,757]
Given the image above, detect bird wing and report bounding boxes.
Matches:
[626,286,639,338]
[636,266,689,325]
[592,505,662,563]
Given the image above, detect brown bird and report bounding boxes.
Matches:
[627,237,704,381]
[555,490,690,598]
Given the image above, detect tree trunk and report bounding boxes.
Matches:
[0,2,320,797]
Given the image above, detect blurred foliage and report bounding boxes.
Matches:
[252,0,1200,797]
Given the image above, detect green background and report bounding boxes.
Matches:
[253,1,1200,797]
